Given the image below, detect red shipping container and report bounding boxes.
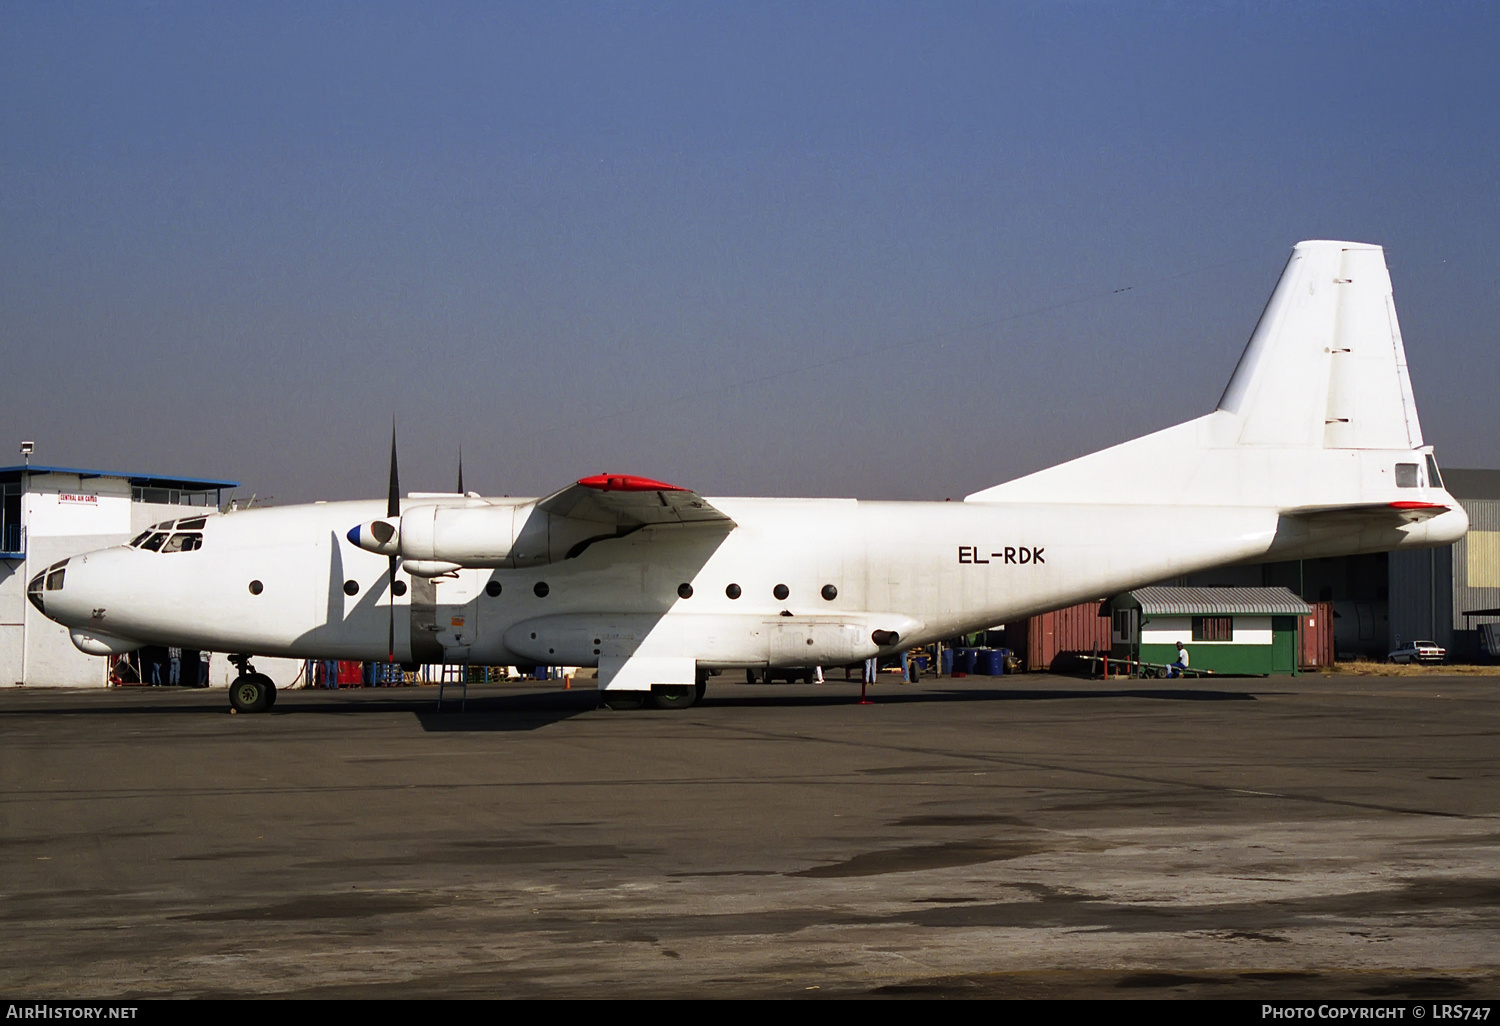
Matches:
[1012,601,1113,671]
[1300,601,1335,670]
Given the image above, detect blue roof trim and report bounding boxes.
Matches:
[0,465,239,490]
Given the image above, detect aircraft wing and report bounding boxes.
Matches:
[1286,501,1451,525]
[538,474,735,528]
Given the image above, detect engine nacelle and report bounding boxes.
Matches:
[349,501,603,569]
[397,503,525,564]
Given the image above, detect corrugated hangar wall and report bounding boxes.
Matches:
[1435,470,1500,658]
[1388,546,1454,651]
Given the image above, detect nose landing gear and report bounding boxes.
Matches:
[227,654,276,714]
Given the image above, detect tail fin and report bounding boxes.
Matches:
[967,241,1444,512]
[1217,240,1423,450]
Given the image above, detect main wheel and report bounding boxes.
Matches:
[602,691,646,711]
[648,684,698,710]
[229,673,273,714]
[695,680,707,702]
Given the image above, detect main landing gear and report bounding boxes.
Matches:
[602,673,709,711]
[227,654,276,714]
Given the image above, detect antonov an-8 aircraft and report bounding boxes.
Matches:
[31,241,1468,712]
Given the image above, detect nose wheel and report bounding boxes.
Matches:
[227,655,276,713]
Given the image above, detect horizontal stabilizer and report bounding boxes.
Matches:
[1286,501,1450,525]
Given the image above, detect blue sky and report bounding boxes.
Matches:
[3,2,1497,502]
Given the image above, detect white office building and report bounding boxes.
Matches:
[1,464,236,687]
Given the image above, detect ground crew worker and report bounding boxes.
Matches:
[1170,641,1190,677]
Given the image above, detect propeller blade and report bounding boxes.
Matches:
[388,419,399,663]
[388,420,401,520]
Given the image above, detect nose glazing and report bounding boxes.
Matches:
[26,559,69,615]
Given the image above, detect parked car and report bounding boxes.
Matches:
[1388,640,1446,664]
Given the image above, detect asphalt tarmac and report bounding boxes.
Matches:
[2,672,1498,999]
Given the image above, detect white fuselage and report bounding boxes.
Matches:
[36,490,1464,673]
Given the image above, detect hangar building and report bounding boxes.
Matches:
[1,464,236,687]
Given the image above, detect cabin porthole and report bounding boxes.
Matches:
[486,581,502,597]
[773,583,789,601]
[726,583,741,600]
[534,582,549,598]
[677,582,693,599]
[343,579,359,596]
[392,580,407,597]
[248,580,263,595]
[821,584,837,601]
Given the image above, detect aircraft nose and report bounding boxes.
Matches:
[26,559,73,618]
[26,554,106,629]
[26,568,48,614]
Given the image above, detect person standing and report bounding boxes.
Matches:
[198,651,210,687]
[167,647,181,686]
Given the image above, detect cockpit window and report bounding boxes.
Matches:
[130,531,152,547]
[176,517,206,530]
[45,567,65,591]
[162,533,202,553]
[140,532,167,552]
[1426,454,1444,490]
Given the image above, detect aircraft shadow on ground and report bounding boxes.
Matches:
[411,689,600,732]
[699,684,1262,707]
[0,687,601,732]
[0,683,1261,727]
